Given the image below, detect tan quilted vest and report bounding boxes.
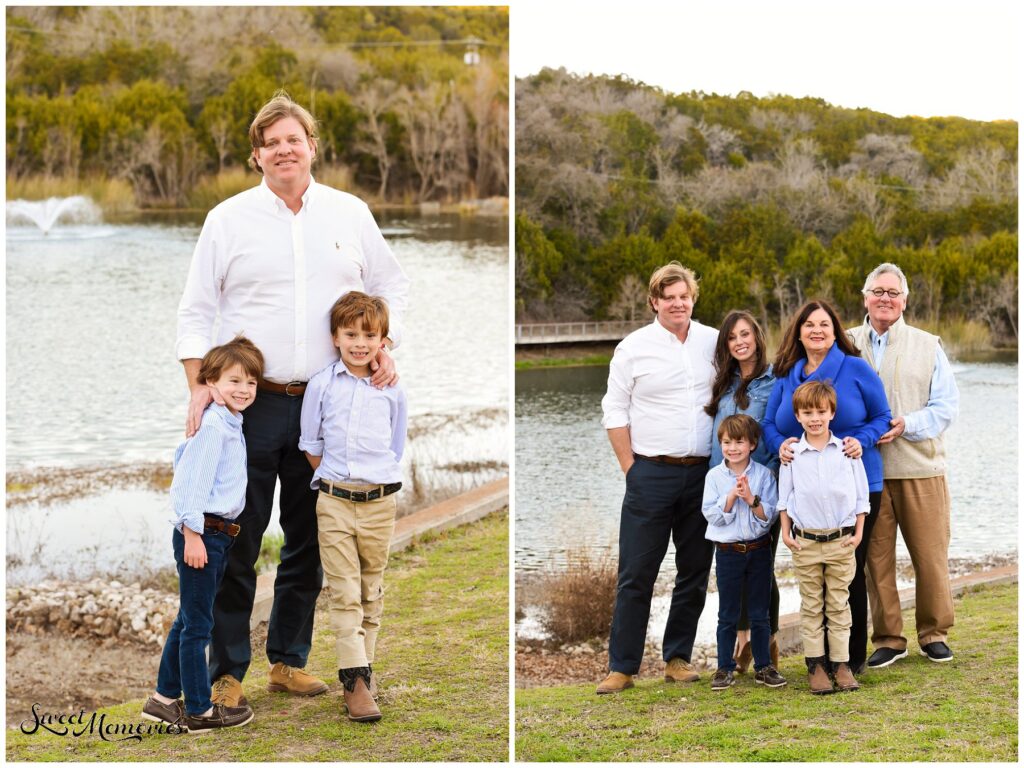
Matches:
[849,315,945,479]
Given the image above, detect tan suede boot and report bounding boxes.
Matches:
[596,671,634,694]
[339,667,382,722]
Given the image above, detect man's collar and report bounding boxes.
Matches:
[865,313,904,342]
[651,317,698,342]
[258,176,316,212]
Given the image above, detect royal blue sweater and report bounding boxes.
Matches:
[762,343,891,492]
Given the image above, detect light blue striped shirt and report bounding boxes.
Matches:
[170,404,247,534]
[778,433,870,531]
[866,325,959,440]
[299,360,407,487]
[702,459,779,543]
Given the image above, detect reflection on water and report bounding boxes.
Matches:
[7,213,508,581]
[515,361,1018,575]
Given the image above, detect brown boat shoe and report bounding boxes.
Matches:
[267,662,329,696]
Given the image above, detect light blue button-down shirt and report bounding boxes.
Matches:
[867,325,959,440]
[702,459,779,543]
[778,433,870,531]
[299,360,407,487]
[170,404,247,534]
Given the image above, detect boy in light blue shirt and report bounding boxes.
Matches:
[702,414,783,691]
[299,291,407,724]
[143,336,263,734]
[779,380,869,695]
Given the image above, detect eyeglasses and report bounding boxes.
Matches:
[866,288,903,299]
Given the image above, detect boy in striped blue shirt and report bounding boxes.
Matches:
[142,336,263,734]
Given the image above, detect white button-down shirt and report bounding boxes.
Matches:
[176,178,410,383]
[601,318,718,458]
[298,360,407,486]
[778,433,870,530]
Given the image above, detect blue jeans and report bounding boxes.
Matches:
[715,542,772,671]
[156,527,233,715]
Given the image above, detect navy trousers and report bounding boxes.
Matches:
[715,542,772,671]
[208,390,323,682]
[608,456,713,674]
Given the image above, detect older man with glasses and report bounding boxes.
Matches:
[848,263,959,668]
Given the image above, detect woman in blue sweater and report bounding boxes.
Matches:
[705,310,780,673]
[762,300,891,674]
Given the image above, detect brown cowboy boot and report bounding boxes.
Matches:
[832,661,860,691]
[806,656,835,695]
[339,667,381,722]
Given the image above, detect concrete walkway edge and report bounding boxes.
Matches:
[775,564,1018,656]
[250,478,509,628]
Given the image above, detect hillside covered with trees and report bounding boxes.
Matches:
[6,6,508,207]
[516,69,1017,344]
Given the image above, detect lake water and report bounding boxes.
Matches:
[514,359,1017,644]
[6,211,509,583]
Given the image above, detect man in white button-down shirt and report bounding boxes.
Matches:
[176,92,409,709]
[596,262,718,694]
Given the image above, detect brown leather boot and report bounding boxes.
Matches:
[596,671,634,694]
[770,634,780,668]
[806,656,834,695]
[832,661,860,691]
[339,667,382,722]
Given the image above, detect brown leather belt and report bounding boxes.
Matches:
[635,453,710,467]
[716,536,770,554]
[204,514,241,537]
[259,379,307,396]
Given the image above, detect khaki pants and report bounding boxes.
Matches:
[315,487,397,669]
[792,533,857,661]
[866,476,954,650]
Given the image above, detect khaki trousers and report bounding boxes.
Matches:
[866,476,954,649]
[315,489,397,669]
[792,534,857,661]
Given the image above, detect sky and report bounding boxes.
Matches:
[511,0,1021,122]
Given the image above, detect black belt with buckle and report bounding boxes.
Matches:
[318,480,402,503]
[792,525,856,543]
[716,535,771,553]
[204,514,241,537]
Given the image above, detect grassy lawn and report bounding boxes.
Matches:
[516,581,1017,762]
[515,355,611,371]
[7,511,509,762]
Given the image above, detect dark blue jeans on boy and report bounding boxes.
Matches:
[156,527,234,715]
[716,540,772,671]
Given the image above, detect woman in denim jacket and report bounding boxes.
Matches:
[705,310,780,673]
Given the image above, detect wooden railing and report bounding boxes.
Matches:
[514,320,648,344]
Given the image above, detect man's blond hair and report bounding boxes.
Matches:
[248,90,318,174]
[647,261,699,312]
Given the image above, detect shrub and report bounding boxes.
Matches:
[538,547,617,646]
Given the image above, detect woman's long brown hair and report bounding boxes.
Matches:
[773,300,860,377]
[705,310,769,418]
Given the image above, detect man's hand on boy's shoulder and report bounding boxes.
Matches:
[369,346,398,389]
[186,384,224,438]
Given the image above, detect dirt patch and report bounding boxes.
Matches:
[6,606,273,729]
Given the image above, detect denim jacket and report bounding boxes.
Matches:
[710,365,779,473]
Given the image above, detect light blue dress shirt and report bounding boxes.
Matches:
[170,404,247,534]
[710,366,779,473]
[702,459,779,543]
[299,360,408,487]
[778,433,870,531]
[867,325,959,440]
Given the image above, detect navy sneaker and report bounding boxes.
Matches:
[920,641,954,662]
[867,647,909,668]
